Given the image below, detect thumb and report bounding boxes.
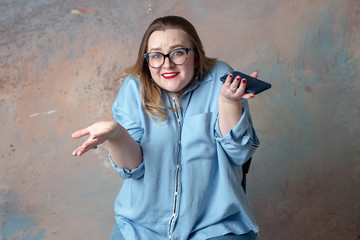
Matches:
[250,71,258,78]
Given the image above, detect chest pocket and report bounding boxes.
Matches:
[181,112,217,162]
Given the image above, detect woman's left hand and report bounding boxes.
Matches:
[220,71,258,101]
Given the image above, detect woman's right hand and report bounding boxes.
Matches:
[71,121,123,156]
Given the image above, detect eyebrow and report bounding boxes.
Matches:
[148,44,185,53]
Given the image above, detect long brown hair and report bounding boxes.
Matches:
[122,16,216,121]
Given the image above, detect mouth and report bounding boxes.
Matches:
[162,72,179,79]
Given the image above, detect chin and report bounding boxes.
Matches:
[163,85,182,93]
[167,89,181,94]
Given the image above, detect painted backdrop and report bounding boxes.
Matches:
[1,0,359,239]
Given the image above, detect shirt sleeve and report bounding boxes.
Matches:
[109,153,145,180]
[214,99,260,166]
[110,76,145,179]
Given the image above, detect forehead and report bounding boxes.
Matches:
[147,28,191,51]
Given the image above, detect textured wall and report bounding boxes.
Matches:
[1,0,359,239]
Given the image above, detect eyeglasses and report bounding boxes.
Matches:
[144,48,195,69]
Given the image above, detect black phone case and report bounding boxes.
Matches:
[220,71,271,94]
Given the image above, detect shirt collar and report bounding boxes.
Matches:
[182,71,213,95]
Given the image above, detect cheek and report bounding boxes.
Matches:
[183,59,195,77]
[149,68,159,79]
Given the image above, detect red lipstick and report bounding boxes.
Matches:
[162,72,179,79]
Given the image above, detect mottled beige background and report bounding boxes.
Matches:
[1,0,359,239]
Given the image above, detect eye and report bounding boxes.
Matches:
[171,49,185,57]
[149,53,162,59]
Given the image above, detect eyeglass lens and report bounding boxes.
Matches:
[146,48,189,68]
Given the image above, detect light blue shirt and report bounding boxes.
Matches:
[110,61,260,240]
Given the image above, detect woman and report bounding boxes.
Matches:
[72,16,260,240]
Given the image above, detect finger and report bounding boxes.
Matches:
[75,146,92,156]
[72,146,83,156]
[71,127,90,139]
[250,71,258,78]
[230,75,241,90]
[241,93,255,99]
[72,143,96,156]
[237,78,247,94]
[82,136,99,149]
[72,134,99,156]
[73,147,89,157]
[72,144,86,156]
[225,73,233,84]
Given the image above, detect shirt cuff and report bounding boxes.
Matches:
[109,153,145,180]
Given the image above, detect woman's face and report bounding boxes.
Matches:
[146,28,195,95]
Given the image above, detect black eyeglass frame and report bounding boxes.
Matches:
[144,47,195,69]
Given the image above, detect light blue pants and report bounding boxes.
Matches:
[110,223,257,240]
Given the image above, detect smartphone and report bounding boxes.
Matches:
[220,71,271,94]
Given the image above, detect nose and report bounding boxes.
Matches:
[162,56,175,68]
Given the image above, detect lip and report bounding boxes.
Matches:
[162,72,179,79]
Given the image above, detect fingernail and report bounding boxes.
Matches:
[242,79,246,84]
[229,74,233,78]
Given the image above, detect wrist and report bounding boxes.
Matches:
[219,95,242,107]
[108,122,124,140]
